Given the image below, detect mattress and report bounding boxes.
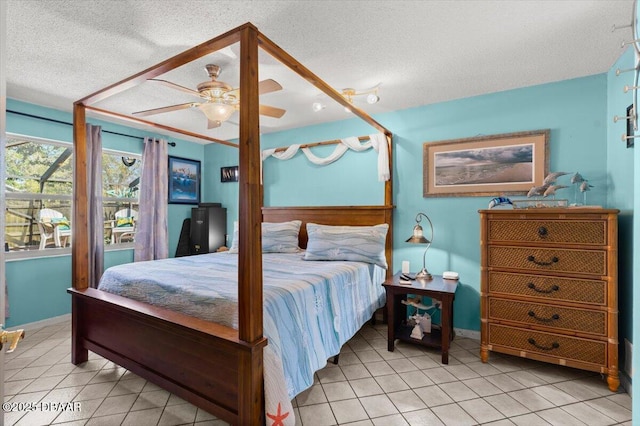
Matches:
[98,251,386,399]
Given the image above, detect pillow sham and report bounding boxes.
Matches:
[229,220,302,253]
[303,223,389,268]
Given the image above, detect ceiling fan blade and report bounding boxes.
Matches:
[259,104,286,118]
[132,102,197,117]
[259,79,282,95]
[148,79,203,98]
[225,79,282,99]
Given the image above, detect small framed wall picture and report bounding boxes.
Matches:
[626,104,635,148]
[168,156,201,204]
[221,166,239,182]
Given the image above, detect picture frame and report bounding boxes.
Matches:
[168,156,201,204]
[626,104,635,148]
[221,165,239,182]
[423,130,549,197]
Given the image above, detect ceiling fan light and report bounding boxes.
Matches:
[312,102,325,112]
[198,102,236,123]
[367,93,380,104]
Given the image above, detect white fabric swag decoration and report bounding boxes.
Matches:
[262,133,390,181]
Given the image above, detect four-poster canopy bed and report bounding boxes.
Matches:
[69,23,393,425]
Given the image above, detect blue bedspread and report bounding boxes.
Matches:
[98,252,385,398]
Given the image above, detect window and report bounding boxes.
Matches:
[103,151,141,245]
[4,133,141,254]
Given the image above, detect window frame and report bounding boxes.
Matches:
[5,132,141,261]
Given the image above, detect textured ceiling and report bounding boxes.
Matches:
[6,0,635,143]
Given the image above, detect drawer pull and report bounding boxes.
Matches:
[527,255,559,266]
[528,310,560,322]
[537,226,548,237]
[527,282,560,293]
[527,338,560,351]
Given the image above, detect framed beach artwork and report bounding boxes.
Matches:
[423,130,549,197]
[168,156,201,204]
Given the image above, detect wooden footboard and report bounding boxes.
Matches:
[68,287,267,425]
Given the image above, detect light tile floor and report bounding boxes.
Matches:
[3,321,633,425]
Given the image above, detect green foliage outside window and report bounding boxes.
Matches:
[5,135,141,251]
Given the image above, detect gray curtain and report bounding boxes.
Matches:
[134,137,168,261]
[87,124,104,288]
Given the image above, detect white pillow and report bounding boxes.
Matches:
[303,223,388,268]
[229,220,302,253]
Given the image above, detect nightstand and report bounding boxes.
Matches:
[383,272,458,364]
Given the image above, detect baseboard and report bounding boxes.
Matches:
[620,371,632,397]
[8,313,71,331]
[454,327,480,340]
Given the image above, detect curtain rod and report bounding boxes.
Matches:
[6,109,177,147]
[272,135,370,153]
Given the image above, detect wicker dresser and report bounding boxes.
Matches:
[479,208,619,391]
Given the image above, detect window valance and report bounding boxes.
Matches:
[262,133,390,181]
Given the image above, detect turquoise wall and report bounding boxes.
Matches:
[4,99,203,326]
[606,46,636,397]
[205,74,610,332]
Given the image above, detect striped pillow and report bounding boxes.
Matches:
[303,223,388,268]
[229,220,302,253]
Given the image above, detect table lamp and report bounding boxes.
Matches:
[406,212,434,280]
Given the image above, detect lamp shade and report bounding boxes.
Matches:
[406,224,431,244]
[198,102,236,124]
[366,93,380,104]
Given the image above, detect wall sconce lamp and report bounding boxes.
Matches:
[406,212,434,280]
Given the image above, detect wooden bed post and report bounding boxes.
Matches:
[71,102,89,364]
[237,24,265,424]
[384,133,393,279]
[72,103,89,290]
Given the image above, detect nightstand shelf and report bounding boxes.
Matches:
[395,323,443,348]
[383,273,458,364]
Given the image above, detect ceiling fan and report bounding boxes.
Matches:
[132,64,286,129]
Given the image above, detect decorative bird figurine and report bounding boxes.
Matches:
[527,184,549,198]
[570,172,584,184]
[579,180,594,192]
[543,172,570,185]
[543,184,568,198]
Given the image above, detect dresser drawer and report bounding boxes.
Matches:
[487,219,606,245]
[488,324,606,365]
[488,272,606,305]
[488,246,607,275]
[489,298,606,336]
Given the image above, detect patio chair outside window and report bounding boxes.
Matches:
[110,208,137,244]
[37,208,71,249]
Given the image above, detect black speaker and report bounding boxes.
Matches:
[190,206,227,255]
[175,218,191,257]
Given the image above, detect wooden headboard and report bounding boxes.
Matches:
[262,205,394,276]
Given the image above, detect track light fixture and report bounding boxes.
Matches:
[312,84,381,112]
[341,86,380,105]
